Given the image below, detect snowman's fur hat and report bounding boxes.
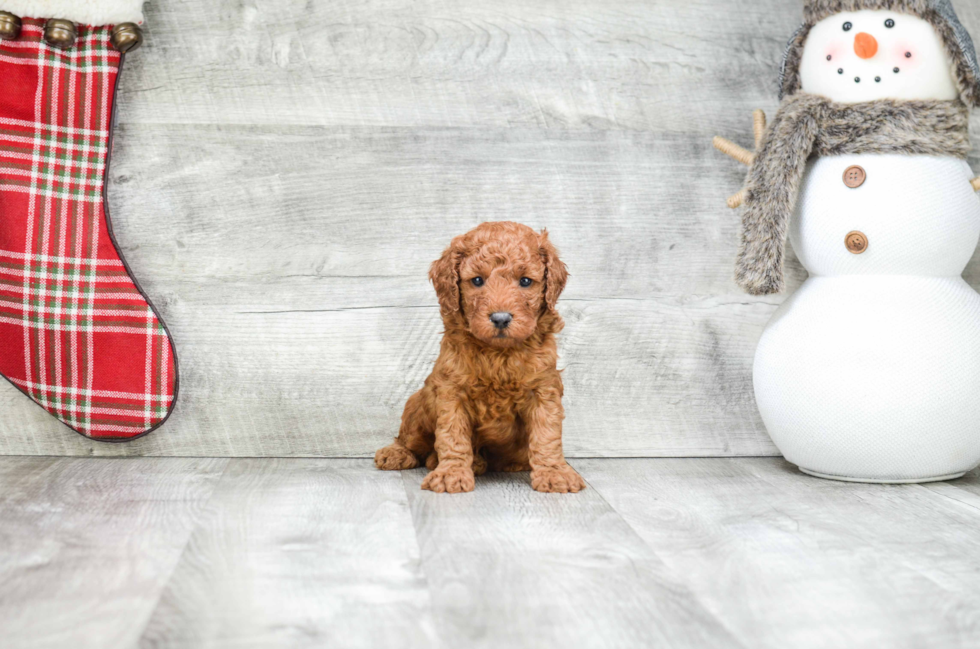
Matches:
[779,0,980,106]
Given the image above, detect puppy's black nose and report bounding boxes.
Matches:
[490,312,513,329]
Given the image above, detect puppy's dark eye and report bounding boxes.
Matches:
[471,277,484,287]
[885,19,895,28]
[843,22,853,31]
[519,277,533,287]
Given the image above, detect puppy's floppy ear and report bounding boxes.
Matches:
[538,229,568,313]
[429,237,466,315]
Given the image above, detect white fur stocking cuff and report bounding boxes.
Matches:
[0,1,144,26]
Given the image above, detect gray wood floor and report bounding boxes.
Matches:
[2,457,979,649]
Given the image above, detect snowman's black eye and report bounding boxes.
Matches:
[885,19,895,28]
[827,55,832,61]
[843,22,853,31]
[471,277,484,287]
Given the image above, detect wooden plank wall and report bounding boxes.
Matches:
[2,0,979,457]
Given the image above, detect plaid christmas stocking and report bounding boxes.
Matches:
[0,1,177,441]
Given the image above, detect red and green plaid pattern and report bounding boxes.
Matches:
[0,19,176,439]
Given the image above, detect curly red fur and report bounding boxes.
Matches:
[375,222,584,494]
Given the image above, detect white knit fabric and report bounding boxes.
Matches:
[791,155,980,277]
[765,3,980,483]
[0,0,144,25]
[757,153,980,485]
[759,154,980,482]
[799,10,960,103]
[756,276,980,481]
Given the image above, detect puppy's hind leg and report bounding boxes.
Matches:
[472,450,488,476]
[489,445,530,473]
[375,439,419,471]
[375,389,435,471]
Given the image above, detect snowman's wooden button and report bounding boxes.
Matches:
[843,165,867,188]
[845,231,868,254]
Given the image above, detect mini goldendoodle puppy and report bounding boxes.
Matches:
[375,221,585,494]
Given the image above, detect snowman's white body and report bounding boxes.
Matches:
[751,8,980,482]
[754,154,980,481]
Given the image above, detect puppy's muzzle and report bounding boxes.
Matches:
[490,312,513,330]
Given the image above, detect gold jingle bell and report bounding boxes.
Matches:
[111,22,143,53]
[0,11,21,40]
[44,19,77,49]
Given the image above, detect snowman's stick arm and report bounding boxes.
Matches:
[753,110,767,149]
[727,189,747,209]
[712,137,755,166]
[972,176,980,192]
[715,110,767,209]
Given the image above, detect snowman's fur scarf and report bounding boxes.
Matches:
[781,0,980,107]
[737,93,970,295]
[0,1,144,26]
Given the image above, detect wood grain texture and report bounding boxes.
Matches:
[401,466,741,649]
[0,0,978,456]
[580,458,980,649]
[0,457,227,649]
[138,459,438,649]
[4,457,980,648]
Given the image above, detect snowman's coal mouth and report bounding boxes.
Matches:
[837,68,900,83]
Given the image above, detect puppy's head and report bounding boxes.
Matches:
[430,222,568,348]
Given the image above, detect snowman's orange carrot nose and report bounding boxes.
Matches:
[854,32,879,59]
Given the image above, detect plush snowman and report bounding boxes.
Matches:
[716,0,980,483]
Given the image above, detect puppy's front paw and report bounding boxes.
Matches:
[531,464,586,493]
[421,463,475,494]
